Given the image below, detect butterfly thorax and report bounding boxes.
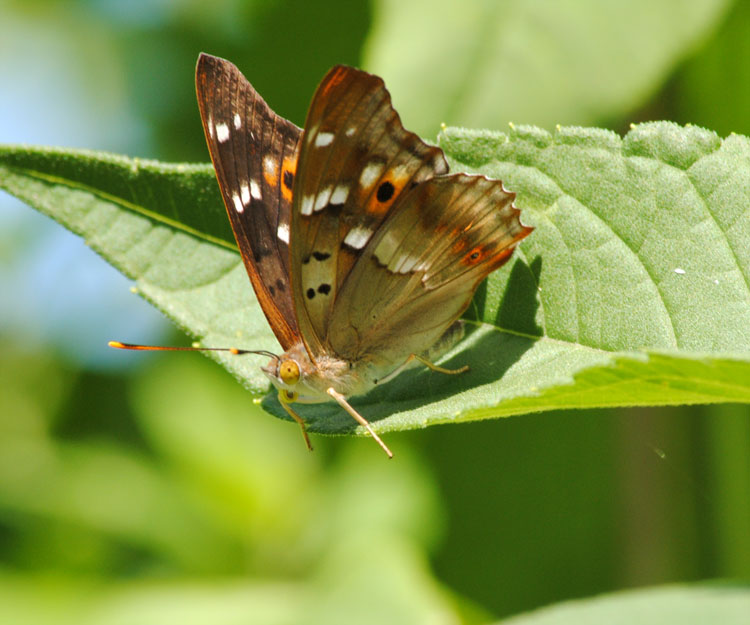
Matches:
[262,341,375,403]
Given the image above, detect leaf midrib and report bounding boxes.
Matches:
[2,162,238,253]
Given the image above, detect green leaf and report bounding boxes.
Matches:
[495,584,750,625]
[0,145,275,391]
[363,0,732,136]
[2,121,750,438]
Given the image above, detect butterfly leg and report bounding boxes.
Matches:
[376,354,469,386]
[413,354,469,376]
[278,392,314,452]
[326,388,393,459]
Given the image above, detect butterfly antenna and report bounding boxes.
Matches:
[109,341,277,359]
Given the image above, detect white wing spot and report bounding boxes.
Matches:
[232,193,244,213]
[343,226,372,250]
[207,114,214,138]
[250,179,262,200]
[216,122,229,143]
[359,162,384,188]
[233,113,241,129]
[315,132,334,147]
[215,122,230,143]
[301,195,314,216]
[345,126,356,137]
[330,184,349,205]
[277,222,290,244]
[240,183,251,206]
[314,187,332,211]
[263,156,277,177]
[393,253,423,274]
[674,268,686,275]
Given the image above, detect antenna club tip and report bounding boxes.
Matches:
[108,341,125,349]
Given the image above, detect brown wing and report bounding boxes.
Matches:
[327,174,533,369]
[196,53,301,351]
[289,65,449,359]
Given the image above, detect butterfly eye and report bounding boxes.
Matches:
[279,359,301,385]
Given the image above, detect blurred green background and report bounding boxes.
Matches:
[1,0,750,623]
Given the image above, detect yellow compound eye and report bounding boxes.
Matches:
[279,359,300,385]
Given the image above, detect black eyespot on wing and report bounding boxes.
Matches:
[269,285,276,296]
[317,283,331,295]
[377,181,395,203]
[306,288,315,300]
[283,169,294,190]
[302,255,311,265]
[275,279,286,292]
[312,251,331,261]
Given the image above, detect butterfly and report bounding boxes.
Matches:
[113,53,533,457]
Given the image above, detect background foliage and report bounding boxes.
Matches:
[1,0,749,623]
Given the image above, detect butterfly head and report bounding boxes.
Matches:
[261,343,321,403]
[261,341,361,404]
[262,356,300,401]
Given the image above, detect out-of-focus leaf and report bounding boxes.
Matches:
[363,0,732,135]
[496,584,750,625]
[674,0,750,138]
[0,535,465,625]
[129,356,444,569]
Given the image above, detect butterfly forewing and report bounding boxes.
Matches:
[289,65,449,359]
[327,174,533,369]
[196,53,301,350]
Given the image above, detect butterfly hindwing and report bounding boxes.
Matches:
[327,174,533,369]
[289,65,449,358]
[196,53,301,350]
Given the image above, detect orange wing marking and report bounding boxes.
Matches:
[280,156,296,202]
